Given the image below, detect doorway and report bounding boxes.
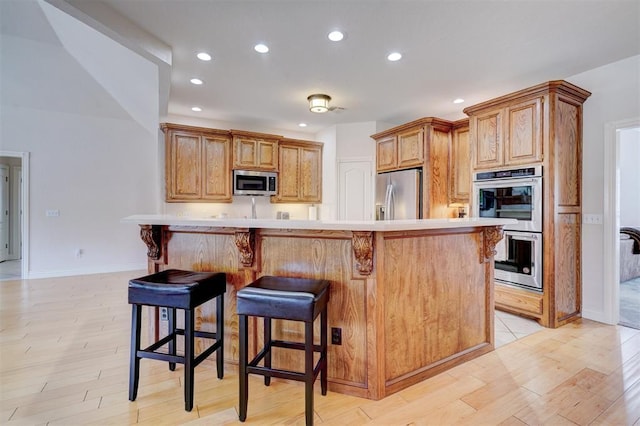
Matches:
[0,152,29,280]
[603,119,640,327]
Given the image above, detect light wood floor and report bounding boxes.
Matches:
[1,271,639,425]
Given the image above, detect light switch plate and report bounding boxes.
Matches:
[583,213,603,224]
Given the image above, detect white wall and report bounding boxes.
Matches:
[0,1,159,277]
[619,128,640,226]
[568,55,640,322]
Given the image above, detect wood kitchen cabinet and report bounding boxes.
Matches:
[374,126,424,172]
[274,138,323,203]
[231,130,279,171]
[372,118,458,218]
[464,80,591,328]
[449,119,470,205]
[469,97,543,170]
[162,123,232,202]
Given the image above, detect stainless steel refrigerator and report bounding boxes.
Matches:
[375,168,423,220]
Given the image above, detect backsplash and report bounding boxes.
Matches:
[162,196,318,220]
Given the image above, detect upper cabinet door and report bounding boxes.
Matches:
[505,97,543,166]
[168,132,201,200]
[299,145,322,202]
[376,135,397,172]
[397,127,424,169]
[472,108,503,170]
[202,135,232,200]
[449,124,470,204]
[257,139,278,170]
[276,144,301,201]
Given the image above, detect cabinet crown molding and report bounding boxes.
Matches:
[160,122,230,136]
[463,80,592,116]
[230,129,282,140]
[280,137,324,147]
[370,117,454,140]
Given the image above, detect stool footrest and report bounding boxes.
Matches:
[271,339,324,352]
[247,364,320,383]
[139,331,222,368]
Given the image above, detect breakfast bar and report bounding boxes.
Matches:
[122,215,514,400]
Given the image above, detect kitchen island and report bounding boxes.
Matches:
[122,215,514,400]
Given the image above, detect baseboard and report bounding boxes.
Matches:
[26,263,147,279]
[582,308,614,325]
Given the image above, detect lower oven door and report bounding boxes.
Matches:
[494,231,543,291]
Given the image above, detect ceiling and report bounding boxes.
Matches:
[10,1,640,134]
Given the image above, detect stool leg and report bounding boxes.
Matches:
[168,307,176,371]
[239,314,248,422]
[184,309,195,412]
[216,294,224,379]
[129,304,141,401]
[305,320,314,426]
[264,317,271,386]
[321,307,328,396]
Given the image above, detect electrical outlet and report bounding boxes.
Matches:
[160,307,168,321]
[331,327,342,345]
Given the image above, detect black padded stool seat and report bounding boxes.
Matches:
[237,276,329,425]
[128,269,226,412]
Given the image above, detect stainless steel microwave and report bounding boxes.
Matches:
[233,170,277,196]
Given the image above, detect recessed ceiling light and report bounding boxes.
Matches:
[298,123,308,128]
[387,52,402,62]
[190,78,203,85]
[328,30,344,42]
[453,98,465,104]
[191,107,202,112]
[196,52,211,61]
[254,43,269,53]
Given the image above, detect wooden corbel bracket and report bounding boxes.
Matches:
[352,231,374,275]
[139,225,162,260]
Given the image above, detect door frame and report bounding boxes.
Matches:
[603,117,640,324]
[0,151,29,278]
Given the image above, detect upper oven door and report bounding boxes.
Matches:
[473,176,542,232]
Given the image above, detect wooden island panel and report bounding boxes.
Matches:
[259,229,368,392]
[380,228,493,394]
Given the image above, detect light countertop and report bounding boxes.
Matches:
[122,214,517,232]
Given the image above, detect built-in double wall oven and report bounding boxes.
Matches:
[473,166,543,291]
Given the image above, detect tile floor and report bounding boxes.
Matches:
[494,309,543,347]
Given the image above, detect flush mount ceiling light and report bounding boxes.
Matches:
[307,94,331,113]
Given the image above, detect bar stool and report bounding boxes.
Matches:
[237,276,330,425]
[128,269,226,411]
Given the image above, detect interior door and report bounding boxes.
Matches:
[338,160,373,220]
[0,166,9,261]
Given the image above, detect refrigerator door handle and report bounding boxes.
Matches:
[384,183,394,220]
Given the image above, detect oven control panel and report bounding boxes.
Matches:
[474,166,542,181]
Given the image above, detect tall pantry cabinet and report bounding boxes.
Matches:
[464,80,591,328]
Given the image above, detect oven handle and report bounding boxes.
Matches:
[505,232,540,241]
